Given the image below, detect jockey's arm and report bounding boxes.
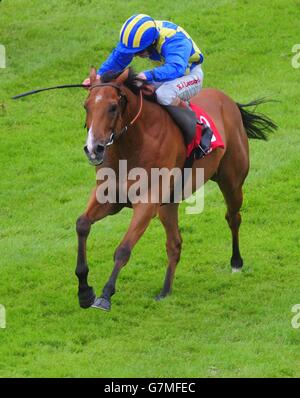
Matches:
[143,38,192,83]
[82,49,133,86]
[97,49,134,76]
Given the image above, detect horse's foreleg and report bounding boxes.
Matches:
[76,214,95,308]
[157,203,182,300]
[76,189,120,308]
[92,203,158,311]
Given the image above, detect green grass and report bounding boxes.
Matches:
[1,0,300,378]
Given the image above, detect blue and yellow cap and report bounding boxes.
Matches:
[116,14,159,54]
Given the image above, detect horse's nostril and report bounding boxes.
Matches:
[83,144,105,166]
[96,144,105,153]
[83,144,104,155]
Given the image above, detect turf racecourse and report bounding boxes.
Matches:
[0,0,300,378]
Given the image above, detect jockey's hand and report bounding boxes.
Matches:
[141,84,156,96]
[136,72,148,88]
[82,75,100,89]
[136,72,155,96]
[137,72,147,81]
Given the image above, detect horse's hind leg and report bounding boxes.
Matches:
[218,180,244,271]
[157,203,182,300]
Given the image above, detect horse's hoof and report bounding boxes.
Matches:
[155,293,168,301]
[232,267,242,273]
[78,287,96,308]
[91,296,111,311]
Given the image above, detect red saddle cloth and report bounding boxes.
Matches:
[186,103,225,158]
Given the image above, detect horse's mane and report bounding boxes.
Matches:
[101,68,156,101]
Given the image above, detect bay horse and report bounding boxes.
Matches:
[76,67,276,311]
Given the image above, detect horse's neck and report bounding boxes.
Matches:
[107,87,185,172]
[115,88,160,158]
[124,87,158,127]
[122,88,142,131]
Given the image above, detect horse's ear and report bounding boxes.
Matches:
[89,67,97,84]
[115,68,129,85]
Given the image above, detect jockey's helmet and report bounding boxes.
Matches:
[116,14,159,54]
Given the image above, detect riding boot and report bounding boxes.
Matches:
[196,121,214,158]
[177,99,214,156]
[164,98,213,148]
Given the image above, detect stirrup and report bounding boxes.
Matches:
[195,122,214,159]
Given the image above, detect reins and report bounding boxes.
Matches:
[12,79,144,148]
[130,90,143,125]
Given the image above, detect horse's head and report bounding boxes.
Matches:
[83,68,129,165]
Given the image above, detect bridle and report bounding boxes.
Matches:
[88,82,143,148]
[11,79,144,166]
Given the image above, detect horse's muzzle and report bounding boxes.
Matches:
[84,144,105,166]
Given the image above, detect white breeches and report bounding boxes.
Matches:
[154,64,204,106]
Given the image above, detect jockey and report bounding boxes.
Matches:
[83,14,205,108]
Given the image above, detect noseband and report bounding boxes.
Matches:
[88,82,143,147]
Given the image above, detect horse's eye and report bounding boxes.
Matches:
[108,104,118,113]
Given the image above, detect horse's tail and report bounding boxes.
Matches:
[237,99,278,141]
